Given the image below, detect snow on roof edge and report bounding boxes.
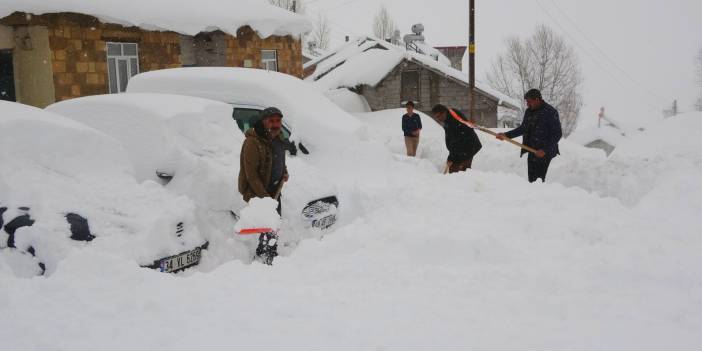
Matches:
[0,0,313,39]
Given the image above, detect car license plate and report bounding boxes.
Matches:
[159,247,202,273]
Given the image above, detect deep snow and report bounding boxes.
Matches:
[1,102,700,350]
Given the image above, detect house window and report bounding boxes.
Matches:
[261,50,278,71]
[106,42,139,93]
[401,70,419,104]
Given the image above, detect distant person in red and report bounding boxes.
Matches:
[497,89,562,183]
[402,101,422,157]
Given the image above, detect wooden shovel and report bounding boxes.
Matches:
[448,109,539,155]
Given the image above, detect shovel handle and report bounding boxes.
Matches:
[474,126,540,155]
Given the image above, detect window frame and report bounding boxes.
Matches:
[106,42,140,94]
[261,49,278,72]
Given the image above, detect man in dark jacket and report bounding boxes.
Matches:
[402,101,422,157]
[431,104,482,173]
[238,107,289,264]
[497,89,562,183]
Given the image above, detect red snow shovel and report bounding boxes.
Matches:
[448,109,539,155]
[235,180,285,235]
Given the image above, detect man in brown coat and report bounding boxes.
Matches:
[238,107,289,264]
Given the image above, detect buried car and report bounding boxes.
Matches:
[0,101,207,277]
[46,93,342,261]
[126,69,354,230]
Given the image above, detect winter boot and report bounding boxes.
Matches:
[255,231,278,265]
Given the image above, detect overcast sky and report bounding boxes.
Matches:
[303,0,702,130]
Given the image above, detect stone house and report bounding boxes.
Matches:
[305,37,519,127]
[0,1,311,108]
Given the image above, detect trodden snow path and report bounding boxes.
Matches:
[1,166,700,350]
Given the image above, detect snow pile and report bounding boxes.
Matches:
[0,0,312,38]
[234,198,281,233]
[47,93,253,269]
[47,93,242,208]
[127,68,363,141]
[354,108,447,167]
[323,88,372,113]
[568,124,626,151]
[1,136,700,349]
[0,100,700,349]
[0,101,204,275]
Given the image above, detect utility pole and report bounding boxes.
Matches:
[468,0,476,122]
[673,99,678,116]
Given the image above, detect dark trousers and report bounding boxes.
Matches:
[256,194,281,265]
[527,156,552,183]
[449,157,473,173]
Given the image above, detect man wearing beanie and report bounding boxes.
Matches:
[497,89,562,183]
[238,106,289,264]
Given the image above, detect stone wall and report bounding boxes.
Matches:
[226,26,303,78]
[0,24,12,49]
[1,12,305,107]
[180,32,228,67]
[43,13,181,101]
[2,12,182,103]
[360,60,499,127]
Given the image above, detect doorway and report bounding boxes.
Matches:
[0,49,16,102]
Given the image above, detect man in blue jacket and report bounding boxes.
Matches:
[402,101,422,157]
[497,89,562,183]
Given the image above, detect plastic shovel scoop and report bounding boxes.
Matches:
[234,197,281,235]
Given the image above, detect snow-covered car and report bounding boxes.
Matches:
[126,68,362,231]
[0,101,207,277]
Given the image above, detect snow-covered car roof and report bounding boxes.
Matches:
[126,67,363,141]
[1,101,204,275]
[0,0,312,39]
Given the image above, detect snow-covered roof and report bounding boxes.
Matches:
[568,124,626,148]
[305,37,521,110]
[0,0,312,39]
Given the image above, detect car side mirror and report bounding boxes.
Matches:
[298,142,309,155]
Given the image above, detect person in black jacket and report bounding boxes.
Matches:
[431,104,482,173]
[402,101,422,157]
[497,89,562,183]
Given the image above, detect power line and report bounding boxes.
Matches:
[532,0,663,111]
[546,0,668,103]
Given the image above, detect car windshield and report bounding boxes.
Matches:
[232,107,291,140]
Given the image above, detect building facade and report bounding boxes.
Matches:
[358,60,507,127]
[0,11,304,108]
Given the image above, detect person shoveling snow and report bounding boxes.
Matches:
[497,89,563,183]
[238,107,289,264]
